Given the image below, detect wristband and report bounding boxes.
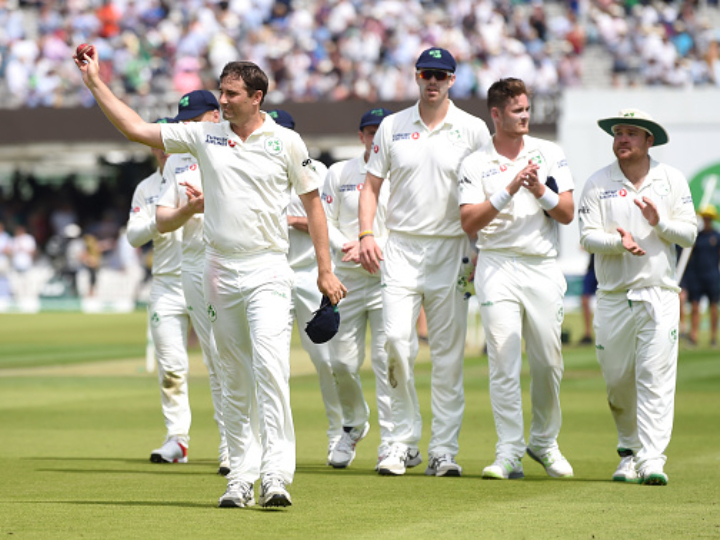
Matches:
[489,190,511,211]
[537,188,560,211]
[358,230,374,240]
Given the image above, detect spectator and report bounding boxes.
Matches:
[8,224,37,298]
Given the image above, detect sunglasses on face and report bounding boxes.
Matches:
[417,70,451,81]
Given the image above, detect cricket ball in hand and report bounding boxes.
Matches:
[76,43,95,62]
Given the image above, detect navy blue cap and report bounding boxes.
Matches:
[267,109,296,130]
[359,108,393,130]
[305,296,340,344]
[174,90,219,122]
[415,47,456,73]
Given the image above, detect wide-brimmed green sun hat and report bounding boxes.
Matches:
[598,108,669,147]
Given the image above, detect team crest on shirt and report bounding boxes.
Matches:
[265,137,283,155]
[150,311,160,327]
[653,180,670,196]
[556,306,564,323]
[669,328,678,343]
[447,129,463,143]
[207,304,217,322]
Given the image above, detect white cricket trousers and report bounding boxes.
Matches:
[205,250,295,485]
[149,274,190,444]
[181,268,227,463]
[476,252,566,459]
[594,288,679,471]
[291,264,343,441]
[382,232,469,456]
[330,268,392,455]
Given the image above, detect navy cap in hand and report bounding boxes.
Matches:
[174,90,219,122]
[267,109,296,130]
[305,296,340,344]
[415,47,457,73]
[359,108,393,130]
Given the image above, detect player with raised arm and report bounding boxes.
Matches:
[74,49,346,509]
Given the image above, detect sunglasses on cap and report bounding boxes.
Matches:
[417,70,451,81]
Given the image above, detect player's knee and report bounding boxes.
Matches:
[162,371,186,391]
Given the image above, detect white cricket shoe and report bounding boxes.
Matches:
[259,475,292,508]
[613,455,640,483]
[639,465,668,486]
[377,444,408,476]
[482,457,524,480]
[150,437,188,464]
[327,435,342,466]
[218,457,230,477]
[218,480,255,508]
[406,448,423,468]
[328,423,369,469]
[526,445,573,478]
[425,454,462,477]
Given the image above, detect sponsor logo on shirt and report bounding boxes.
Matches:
[578,205,590,215]
[681,195,693,205]
[373,145,379,153]
[205,134,228,146]
[190,164,198,171]
[228,140,236,148]
[557,159,568,168]
[500,165,508,172]
[481,168,500,179]
[131,206,140,214]
[175,165,190,174]
[322,193,333,204]
[339,184,361,192]
[392,133,412,141]
[599,189,627,200]
[459,176,471,185]
[265,137,283,155]
[146,195,158,204]
[412,132,420,140]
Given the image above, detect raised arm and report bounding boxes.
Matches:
[74,47,163,149]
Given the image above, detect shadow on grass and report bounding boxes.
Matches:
[9,500,292,512]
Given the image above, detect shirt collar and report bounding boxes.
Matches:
[485,135,537,163]
[411,100,458,130]
[610,157,662,184]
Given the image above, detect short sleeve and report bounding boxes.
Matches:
[161,123,200,155]
[365,118,391,179]
[457,154,487,206]
[286,132,322,196]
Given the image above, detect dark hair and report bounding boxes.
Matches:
[487,78,531,111]
[220,61,269,105]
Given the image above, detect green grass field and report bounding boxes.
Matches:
[1,312,719,539]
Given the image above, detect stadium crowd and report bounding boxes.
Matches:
[1,0,719,110]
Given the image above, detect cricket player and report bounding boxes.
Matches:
[579,109,697,485]
[126,119,192,465]
[155,90,229,476]
[358,48,491,477]
[266,109,344,463]
[458,78,575,480]
[75,52,346,509]
[324,108,421,470]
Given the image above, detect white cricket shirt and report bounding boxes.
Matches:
[287,161,328,269]
[324,156,389,274]
[578,159,697,293]
[156,153,206,272]
[126,169,182,276]
[365,101,491,237]
[458,135,574,258]
[161,114,322,255]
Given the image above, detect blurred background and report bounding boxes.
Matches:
[0,0,718,315]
